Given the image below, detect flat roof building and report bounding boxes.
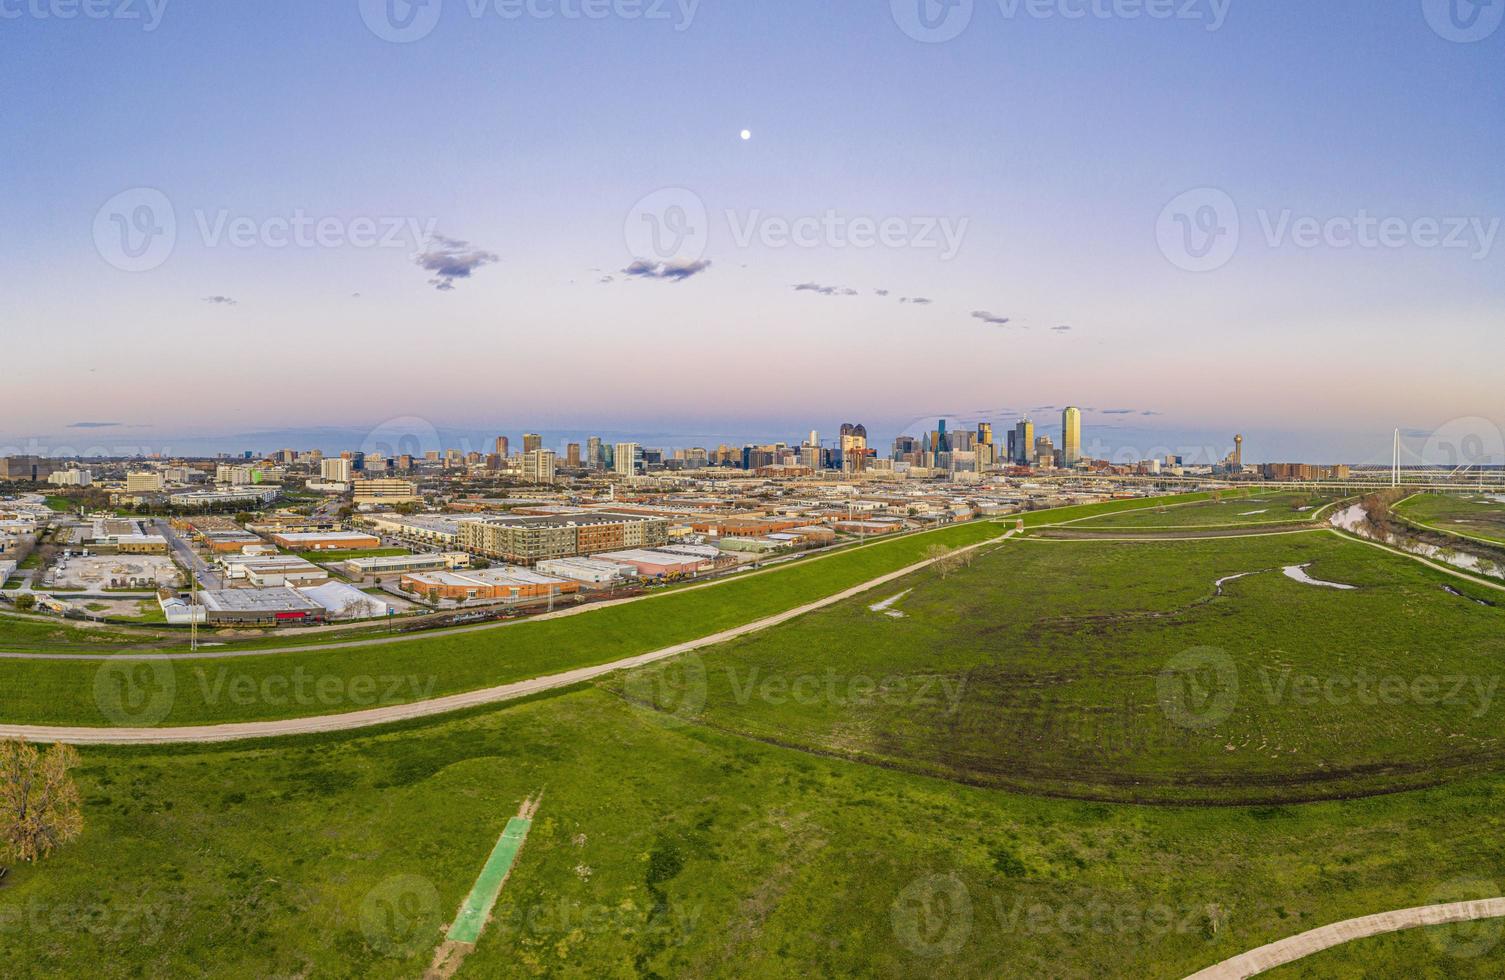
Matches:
[200,587,326,625]
[399,567,580,602]
[268,530,383,552]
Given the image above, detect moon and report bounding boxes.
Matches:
[740,129,752,141]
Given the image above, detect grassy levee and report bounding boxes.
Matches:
[1394,491,1505,548]
[613,530,1505,804]
[0,514,1015,727]
[1061,490,1342,530]
[1014,491,1216,527]
[0,614,169,652]
[9,689,1505,977]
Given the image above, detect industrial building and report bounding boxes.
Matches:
[199,588,327,625]
[535,556,637,585]
[594,549,711,579]
[340,552,471,578]
[268,530,383,552]
[399,567,580,602]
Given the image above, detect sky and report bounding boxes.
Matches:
[1,0,1502,464]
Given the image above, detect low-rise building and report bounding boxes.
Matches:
[268,530,383,552]
[340,552,471,578]
[399,567,580,602]
[595,549,710,579]
[535,556,637,585]
[199,587,326,625]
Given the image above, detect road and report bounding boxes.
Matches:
[153,518,222,589]
[0,529,1014,744]
[1185,898,1505,978]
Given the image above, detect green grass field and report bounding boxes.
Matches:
[8,689,1505,977]
[296,548,412,563]
[1065,490,1340,530]
[614,530,1505,804]
[1396,492,1505,547]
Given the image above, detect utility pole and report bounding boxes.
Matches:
[1392,428,1400,488]
[189,567,199,652]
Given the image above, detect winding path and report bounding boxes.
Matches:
[0,531,1015,745]
[1185,898,1505,978]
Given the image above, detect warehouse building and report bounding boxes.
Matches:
[340,552,471,579]
[268,530,382,552]
[595,549,711,579]
[399,567,580,602]
[535,556,638,586]
[200,588,326,625]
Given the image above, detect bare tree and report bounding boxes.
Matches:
[926,544,966,579]
[0,740,84,863]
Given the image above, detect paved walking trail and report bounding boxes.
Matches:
[1185,898,1505,978]
[0,531,1014,745]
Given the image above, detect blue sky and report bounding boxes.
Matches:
[2,0,1501,462]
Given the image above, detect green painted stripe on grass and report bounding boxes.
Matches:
[447,816,532,944]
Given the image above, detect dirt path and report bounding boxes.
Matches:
[1031,526,1324,541]
[1184,898,1505,978]
[0,531,1014,745]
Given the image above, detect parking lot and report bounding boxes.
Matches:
[45,553,184,592]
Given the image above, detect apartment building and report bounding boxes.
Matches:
[456,512,669,565]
